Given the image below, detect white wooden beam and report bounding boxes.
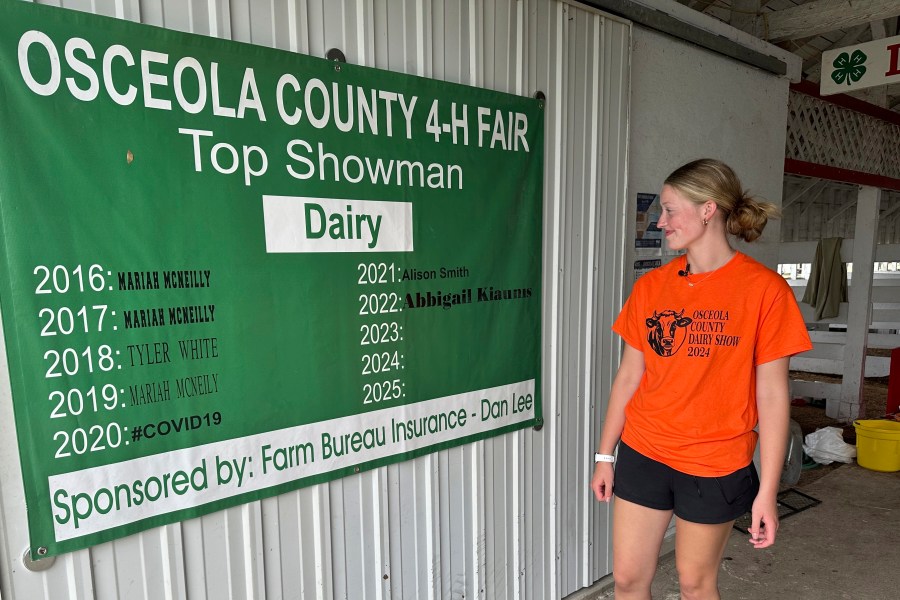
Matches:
[783,179,826,211]
[800,186,832,219]
[879,199,900,221]
[730,0,760,34]
[630,0,803,79]
[764,0,900,43]
[791,379,842,401]
[836,186,882,421]
[802,24,868,73]
[826,199,857,225]
[688,0,717,12]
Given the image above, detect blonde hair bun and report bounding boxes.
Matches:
[664,159,779,243]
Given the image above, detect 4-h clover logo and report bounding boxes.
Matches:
[831,49,867,86]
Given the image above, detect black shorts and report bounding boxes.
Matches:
[613,441,760,524]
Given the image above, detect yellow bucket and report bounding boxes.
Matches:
[853,420,900,472]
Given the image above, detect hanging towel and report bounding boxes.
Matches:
[802,237,848,320]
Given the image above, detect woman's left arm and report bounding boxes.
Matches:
[750,356,791,549]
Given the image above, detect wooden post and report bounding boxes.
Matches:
[836,186,882,420]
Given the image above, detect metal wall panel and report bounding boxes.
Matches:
[0,1,630,598]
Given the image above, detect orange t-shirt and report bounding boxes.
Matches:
[613,252,812,477]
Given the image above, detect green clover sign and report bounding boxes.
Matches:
[831,49,867,86]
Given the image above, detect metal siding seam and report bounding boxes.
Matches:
[432,0,445,83]
[468,0,480,88]
[63,552,87,598]
[160,524,187,600]
[512,433,522,599]
[355,0,368,66]
[548,2,565,598]
[492,443,503,598]
[437,450,447,598]
[224,511,238,599]
[599,15,618,582]
[533,4,554,595]
[570,11,585,593]
[308,0,329,61]
[424,0,434,78]
[486,0,500,94]
[603,15,618,578]
[206,0,220,38]
[285,0,299,52]
[245,502,266,599]
[470,441,486,600]
[287,492,302,600]
[315,484,333,600]
[399,0,409,75]
[183,0,196,35]
[580,9,601,589]
[138,0,164,27]
[421,456,435,600]
[185,520,209,600]
[346,477,364,600]
[241,504,256,600]
[339,0,350,66]
[415,0,426,77]
[613,18,631,572]
[128,0,143,21]
[410,459,426,598]
[375,468,390,600]
[322,479,347,597]
[398,464,418,596]
[365,0,377,68]
[297,0,311,55]
[596,20,614,574]
[364,474,376,600]
[385,465,403,599]
[140,533,154,600]
[560,5,577,594]
[515,0,524,95]
[88,544,116,599]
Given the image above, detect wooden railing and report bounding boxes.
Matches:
[780,241,900,413]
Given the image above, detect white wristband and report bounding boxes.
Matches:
[594,453,615,463]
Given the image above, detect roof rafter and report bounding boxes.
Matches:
[730,0,761,33]
[763,0,900,43]
[802,24,868,73]
[688,0,719,13]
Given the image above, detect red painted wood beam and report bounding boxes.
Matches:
[784,158,900,192]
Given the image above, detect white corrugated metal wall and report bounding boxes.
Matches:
[0,1,630,598]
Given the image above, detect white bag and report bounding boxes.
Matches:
[803,426,857,465]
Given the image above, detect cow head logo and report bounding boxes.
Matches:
[645,309,692,357]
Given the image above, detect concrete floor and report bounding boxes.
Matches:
[575,463,900,600]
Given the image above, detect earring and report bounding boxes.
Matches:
[702,218,708,226]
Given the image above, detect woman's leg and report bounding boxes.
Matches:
[673,517,734,600]
[612,497,673,599]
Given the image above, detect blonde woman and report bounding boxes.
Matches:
[591,159,812,600]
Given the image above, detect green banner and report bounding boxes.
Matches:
[0,2,543,558]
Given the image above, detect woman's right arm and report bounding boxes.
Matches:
[591,343,645,502]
